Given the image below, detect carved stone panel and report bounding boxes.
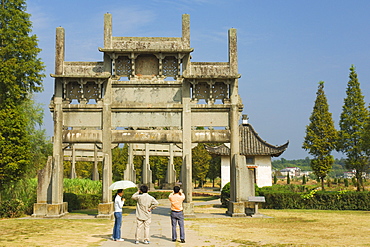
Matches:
[63,112,102,128]
[112,87,182,104]
[212,81,229,100]
[163,56,178,78]
[112,112,182,128]
[135,54,159,76]
[115,56,132,76]
[191,112,229,127]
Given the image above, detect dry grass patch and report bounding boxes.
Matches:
[191,206,370,246]
[0,218,113,247]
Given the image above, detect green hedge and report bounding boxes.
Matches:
[221,182,370,210]
[63,193,101,211]
[259,190,370,210]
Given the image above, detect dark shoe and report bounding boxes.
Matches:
[181,239,185,243]
[172,239,177,242]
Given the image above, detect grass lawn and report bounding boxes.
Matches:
[1,203,369,246]
[192,206,370,246]
[0,206,136,247]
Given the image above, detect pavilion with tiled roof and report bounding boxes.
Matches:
[206,120,289,188]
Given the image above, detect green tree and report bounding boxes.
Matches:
[207,155,221,188]
[338,66,369,191]
[303,81,338,190]
[192,143,211,188]
[0,0,45,190]
[112,145,128,181]
[360,108,370,185]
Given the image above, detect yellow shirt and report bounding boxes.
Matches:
[169,192,185,211]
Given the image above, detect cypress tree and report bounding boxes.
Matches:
[338,65,369,191]
[303,81,338,190]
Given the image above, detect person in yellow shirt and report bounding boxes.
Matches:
[168,186,185,243]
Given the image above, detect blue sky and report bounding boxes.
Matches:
[27,0,370,160]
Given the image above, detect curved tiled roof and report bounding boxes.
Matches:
[205,124,289,157]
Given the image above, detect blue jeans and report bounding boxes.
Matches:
[171,211,185,240]
[113,212,122,240]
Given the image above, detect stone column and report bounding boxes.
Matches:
[142,143,154,190]
[70,144,77,179]
[182,14,190,48]
[226,28,246,217]
[124,144,136,182]
[182,95,194,217]
[92,144,99,181]
[165,143,176,189]
[97,77,113,219]
[34,26,68,217]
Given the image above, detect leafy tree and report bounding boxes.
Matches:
[338,66,369,191]
[112,145,128,181]
[192,143,211,188]
[0,0,45,190]
[150,156,167,186]
[286,172,290,184]
[0,0,44,104]
[303,81,338,190]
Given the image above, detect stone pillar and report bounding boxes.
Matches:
[92,144,99,181]
[182,95,194,217]
[124,144,136,182]
[32,156,52,217]
[164,144,176,189]
[142,143,154,190]
[226,28,246,217]
[104,13,112,49]
[97,77,113,219]
[182,14,190,48]
[33,26,69,218]
[70,144,77,179]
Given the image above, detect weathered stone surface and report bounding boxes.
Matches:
[37,13,247,218]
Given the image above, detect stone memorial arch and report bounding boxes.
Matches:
[33,13,247,218]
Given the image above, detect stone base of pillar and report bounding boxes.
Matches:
[32,202,68,218]
[226,201,246,217]
[143,183,155,191]
[97,202,114,219]
[161,182,176,190]
[183,202,195,218]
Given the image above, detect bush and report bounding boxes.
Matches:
[0,199,25,218]
[63,193,101,211]
[258,189,370,210]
